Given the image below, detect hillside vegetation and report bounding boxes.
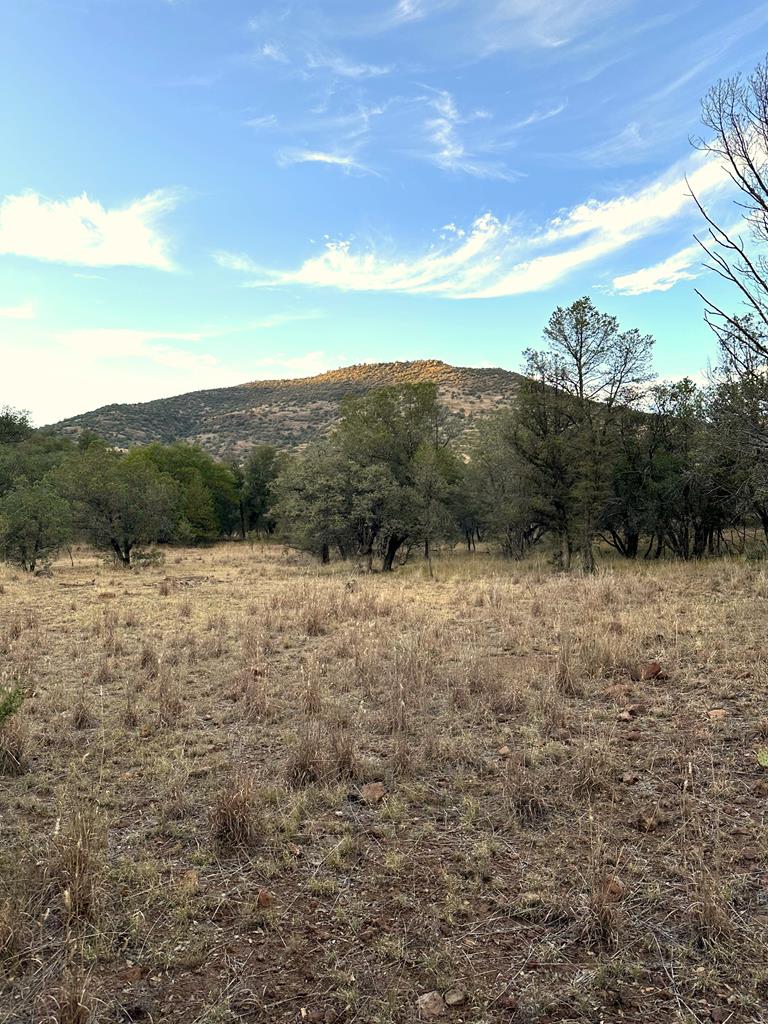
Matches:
[52,361,524,458]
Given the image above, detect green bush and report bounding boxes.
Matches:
[0,686,24,727]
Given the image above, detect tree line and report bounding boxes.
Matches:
[1,292,766,573]
[3,57,768,573]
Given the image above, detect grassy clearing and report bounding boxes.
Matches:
[0,543,767,1023]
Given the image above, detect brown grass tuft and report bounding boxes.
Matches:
[211,772,260,848]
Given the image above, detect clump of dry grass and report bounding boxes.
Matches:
[0,893,30,967]
[71,686,96,730]
[300,657,325,715]
[504,757,549,823]
[285,718,359,788]
[554,629,642,696]
[49,967,93,1024]
[570,733,616,799]
[139,642,160,679]
[578,839,624,948]
[121,686,141,728]
[93,656,114,686]
[44,808,107,924]
[153,669,183,726]
[159,757,191,820]
[0,714,31,775]
[531,679,569,738]
[211,771,260,848]
[233,663,270,720]
[687,860,734,947]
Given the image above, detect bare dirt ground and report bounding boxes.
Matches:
[1,544,767,1023]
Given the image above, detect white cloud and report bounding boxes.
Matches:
[387,0,455,25]
[478,0,627,50]
[258,43,289,63]
[0,301,35,320]
[423,90,516,180]
[0,327,243,425]
[0,190,179,270]
[612,243,700,295]
[244,114,278,129]
[511,103,567,129]
[306,51,392,78]
[2,322,340,425]
[379,0,626,50]
[214,251,262,273]
[54,328,215,369]
[220,152,729,299]
[276,149,379,175]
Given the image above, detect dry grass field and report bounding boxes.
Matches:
[1,544,767,1023]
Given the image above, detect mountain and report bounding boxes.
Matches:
[52,359,525,459]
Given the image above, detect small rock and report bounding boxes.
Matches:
[707,708,727,721]
[257,888,273,908]
[621,771,639,785]
[603,876,624,900]
[497,745,512,757]
[640,661,665,681]
[361,782,387,804]
[444,989,467,1007]
[417,991,446,1018]
[617,710,632,722]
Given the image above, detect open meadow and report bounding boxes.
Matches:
[1,545,767,1023]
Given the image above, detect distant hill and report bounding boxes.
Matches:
[52,360,525,459]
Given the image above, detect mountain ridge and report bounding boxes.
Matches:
[53,359,525,458]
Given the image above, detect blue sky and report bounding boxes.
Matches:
[2,0,767,425]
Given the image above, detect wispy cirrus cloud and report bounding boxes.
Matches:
[218,152,729,299]
[244,114,279,129]
[306,51,393,78]
[0,190,180,270]
[276,149,380,176]
[612,243,701,295]
[477,0,629,51]
[376,0,628,51]
[423,90,518,180]
[385,0,457,26]
[257,42,289,63]
[511,103,568,130]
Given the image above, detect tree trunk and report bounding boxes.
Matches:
[581,541,595,573]
[382,535,403,572]
[111,538,131,566]
[757,505,768,546]
[693,524,708,559]
[320,543,330,565]
[623,531,639,559]
[552,532,572,571]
